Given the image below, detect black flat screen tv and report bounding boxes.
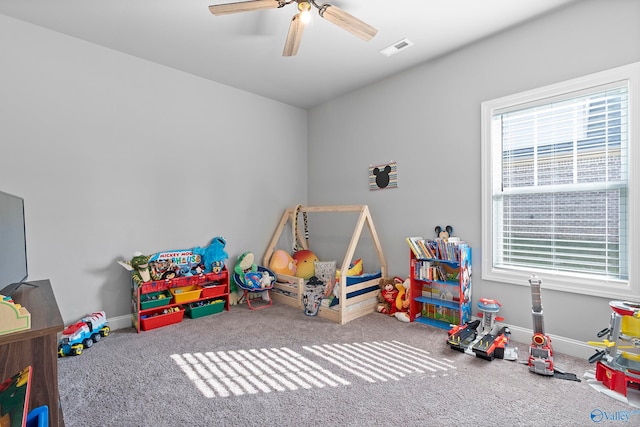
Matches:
[0,190,29,295]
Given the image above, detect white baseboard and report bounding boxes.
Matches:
[108,314,134,331]
[505,323,595,360]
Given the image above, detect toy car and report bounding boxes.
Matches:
[58,311,109,357]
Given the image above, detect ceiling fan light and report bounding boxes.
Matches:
[297,1,311,23]
[300,10,311,24]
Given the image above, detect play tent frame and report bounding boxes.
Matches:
[263,205,388,324]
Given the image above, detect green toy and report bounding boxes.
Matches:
[234,252,258,285]
[130,253,152,285]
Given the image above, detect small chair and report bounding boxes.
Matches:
[233,266,276,310]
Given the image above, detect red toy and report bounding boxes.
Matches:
[447,297,516,361]
[587,300,640,407]
[377,278,399,315]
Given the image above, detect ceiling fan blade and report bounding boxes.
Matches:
[209,0,285,16]
[318,4,377,41]
[283,13,305,57]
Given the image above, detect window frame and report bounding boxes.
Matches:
[481,62,640,299]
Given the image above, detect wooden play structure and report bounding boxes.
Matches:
[263,205,388,325]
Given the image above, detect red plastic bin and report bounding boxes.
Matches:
[140,308,184,331]
[200,283,227,299]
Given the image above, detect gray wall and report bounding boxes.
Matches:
[2,0,639,358]
[0,14,308,324]
[307,0,640,354]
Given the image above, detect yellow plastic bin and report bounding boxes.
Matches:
[170,285,202,304]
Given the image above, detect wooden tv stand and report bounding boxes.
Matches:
[0,279,65,426]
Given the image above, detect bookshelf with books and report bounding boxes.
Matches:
[407,238,472,330]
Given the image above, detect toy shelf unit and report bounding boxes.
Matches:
[408,240,472,330]
[264,205,388,325]
[131,270,229,333]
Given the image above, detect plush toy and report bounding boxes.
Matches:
[192,236,228,274]
[336,258,363,278]
[192,237,240,304]
[292,249,318,279]
[377,277,399,315]
[130,253,151,284]
[269,249,297,276]
[234,251,258,285]
[302,276,325,316]
[394,278,411,322]
[260,271,273,288]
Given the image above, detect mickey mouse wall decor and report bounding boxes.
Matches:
[369,161,398,190]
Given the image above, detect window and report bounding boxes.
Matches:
[481,62,640,298]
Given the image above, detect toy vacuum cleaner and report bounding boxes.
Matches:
[527,274,554,375]
[586,300,640,407]
[526,274,578,381]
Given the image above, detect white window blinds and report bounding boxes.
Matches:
[492,85,629,280]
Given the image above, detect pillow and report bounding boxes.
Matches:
[314,260,337,298]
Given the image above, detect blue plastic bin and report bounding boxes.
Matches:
[26,405,48,427]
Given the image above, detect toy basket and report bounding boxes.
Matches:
[140,290,172,310]
[185,299,225,319]
[140,307,184,331]
[200,282,227,299]
[170,285,202,304]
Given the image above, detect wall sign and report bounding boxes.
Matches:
[369,161,397,190]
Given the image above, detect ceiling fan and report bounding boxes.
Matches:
[208,0,378,57]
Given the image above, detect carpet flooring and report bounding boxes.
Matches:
[58,302,638,426]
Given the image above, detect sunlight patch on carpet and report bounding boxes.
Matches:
[170,347,350,398]
[303,340,455,383]
[171,340,455,398]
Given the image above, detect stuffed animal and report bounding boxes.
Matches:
[302,276,325,316]
[292,249,318,279]
[192,236,228,274]
[260,271,273,288]
[394,278,411,322]
[234,252,258,285]
[130,253,151,284]
[377,277,399,315]
[336,258,363,277]
[269,249,297,276]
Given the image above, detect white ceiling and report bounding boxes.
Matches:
[0,0,578,109]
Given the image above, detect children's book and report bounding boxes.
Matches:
[417,239,436,259]
[0,366,32,427]
[406,237,426,259]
